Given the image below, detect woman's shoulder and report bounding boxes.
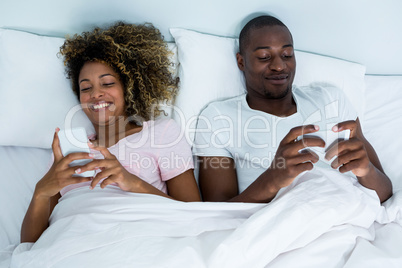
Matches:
[122,118,182,143]
[147,118,188,147]
[145,118,181,132]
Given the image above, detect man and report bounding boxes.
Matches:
[193,15,392,203]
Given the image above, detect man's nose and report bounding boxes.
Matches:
[269,56,285,71]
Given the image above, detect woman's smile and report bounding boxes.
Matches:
[78,61,126,126]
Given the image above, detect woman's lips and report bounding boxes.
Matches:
[89,102,112,111]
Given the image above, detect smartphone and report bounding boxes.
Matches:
[57,127,95,177]
[297,129,351,165]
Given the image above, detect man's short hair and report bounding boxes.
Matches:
[239,15,288,54]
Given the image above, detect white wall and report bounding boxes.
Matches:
[1,0,401,74]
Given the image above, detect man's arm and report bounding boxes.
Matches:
[198,156,293,203]
[199,125,325,202]
[326,118,393,202]
[198,156,239,202]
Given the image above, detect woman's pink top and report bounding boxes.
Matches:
[60,119,194,196]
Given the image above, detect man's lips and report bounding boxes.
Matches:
[266,74,289,84]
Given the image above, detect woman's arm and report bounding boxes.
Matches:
[81,146,201,202]
[21,193,60,243]
[165,169,201,202]
[21,130,93,243]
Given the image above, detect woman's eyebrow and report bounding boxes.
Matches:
[79,74,115,84]
[79,78,89,84]
[99,73,115,79]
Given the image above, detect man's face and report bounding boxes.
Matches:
[237,25,296,100]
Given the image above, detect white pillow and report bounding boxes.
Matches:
[363,75,402,192]
[0,146,52,249]
[293,51,366,116]
[170,28,366,144]
[0,28,94,148]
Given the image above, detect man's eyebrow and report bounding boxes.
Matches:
[253,44,293,51]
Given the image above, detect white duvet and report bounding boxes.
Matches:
[5,167,402,268]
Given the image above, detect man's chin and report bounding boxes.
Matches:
[264,86,291,100]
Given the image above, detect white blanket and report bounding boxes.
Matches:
[7,167,402,268]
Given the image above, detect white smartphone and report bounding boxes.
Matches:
[297,129,351,166]
[57,127,95,177]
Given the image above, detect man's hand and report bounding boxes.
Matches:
[325,120,373,177]
[265,124,325,191]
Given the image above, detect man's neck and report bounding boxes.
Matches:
[246,93,297,117]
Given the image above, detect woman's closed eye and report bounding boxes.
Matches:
[80,87,91,92]
[103,82,115,87]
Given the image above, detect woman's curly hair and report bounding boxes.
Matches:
[59,21,178,121]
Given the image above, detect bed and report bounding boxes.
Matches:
[1,1,402,267]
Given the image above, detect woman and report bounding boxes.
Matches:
[21,21,201,243]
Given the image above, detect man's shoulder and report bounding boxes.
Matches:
[294,84,345,101]
[199,93,246,116]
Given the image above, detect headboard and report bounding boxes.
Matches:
[0,0,401,75]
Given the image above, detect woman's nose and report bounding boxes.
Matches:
[90,86,104,98]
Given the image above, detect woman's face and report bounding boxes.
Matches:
[78,61,126,127]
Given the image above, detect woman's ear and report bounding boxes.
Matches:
[236,52,245,71]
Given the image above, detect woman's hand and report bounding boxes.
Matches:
[77,144,201,201]
[77,144,141,192]
[34,128,94,199]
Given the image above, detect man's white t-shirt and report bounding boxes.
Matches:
[193,85,358,193]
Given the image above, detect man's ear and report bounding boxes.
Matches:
[236,52,245,71]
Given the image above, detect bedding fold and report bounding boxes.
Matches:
[8,167,401,268]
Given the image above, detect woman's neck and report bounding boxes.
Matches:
[93,117,142,148]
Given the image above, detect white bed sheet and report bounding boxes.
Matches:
[2,167,402,268]
[1,75,402,267]
[362,75,402,192]
[0,146,51,249]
